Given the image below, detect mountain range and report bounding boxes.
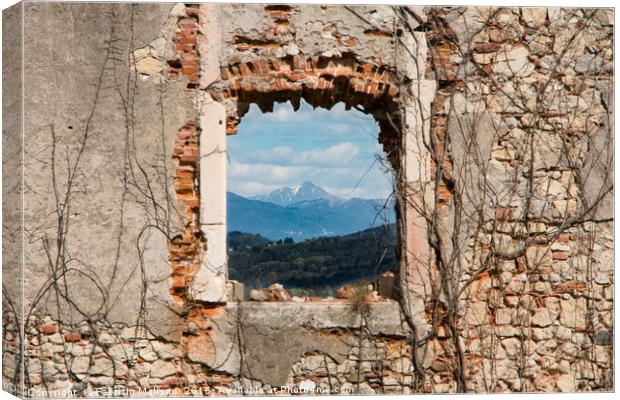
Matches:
[251,181,339,206]
[227,181,395,241]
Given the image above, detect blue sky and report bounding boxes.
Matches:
[227,101,394,199]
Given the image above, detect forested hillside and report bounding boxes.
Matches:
[228,224,397,296]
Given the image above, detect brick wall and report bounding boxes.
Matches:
[167,4,201,87]
[169,122,203,303]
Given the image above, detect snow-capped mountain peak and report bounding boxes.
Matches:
[253,181,338,206]
[291,184,301,195]
[231,182,395,240]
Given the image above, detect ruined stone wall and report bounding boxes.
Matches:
[417,7,614,392]
[2,3,613,396]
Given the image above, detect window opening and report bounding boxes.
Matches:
[227,100,396,300]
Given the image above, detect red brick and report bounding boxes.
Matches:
[272,58,283,71]
[552,251,569,261]
[343,37,359,47]
[176,44,194,52]
[239,64,253,76]
[268,10,289,21]
[177,129,195,140]
[293,55,306,70]
[179,20,197,34]
[182,65,199,75]
[557,234,570,243]
[203,307,225,318]
[171,276,188,288]
[275,79,289,91]
[174,177,194,186]
[175,169,194,178]
[180,26,197,36]
[64,333,81,342]
[289,72,306,81]
[255,59,271,75]
[437,184,452,202]
[474,43,500,53]
[176,34,197,45]
[39,325,58,335]
[219,68,230,80]
[186,199,199,209]
[495,208,513,221]
[369,82,379,95]
[178,152,198,163]
[275,23,290,34]
[229,79,241,90]
[180,52,199,63]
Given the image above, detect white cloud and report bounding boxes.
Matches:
[228,161,310,185]
[228,100,392,198]
[324,167,394,199]
[228,159,393,198]
[228,181,281,197]
[268,106,313,122]
[310,142,359,164]
[246,142,360,167]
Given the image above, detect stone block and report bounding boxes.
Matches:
[187,331,240,375]
[226,280,245,302]
[531,308,554,327]
[559,298,586,330]
[466,302,489,326]
[152,342,183,360]
[149,360,177,379]
[494,46,535,77]
[376,272,397,300]
[521,8,548,28]
[70,357,90,375]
